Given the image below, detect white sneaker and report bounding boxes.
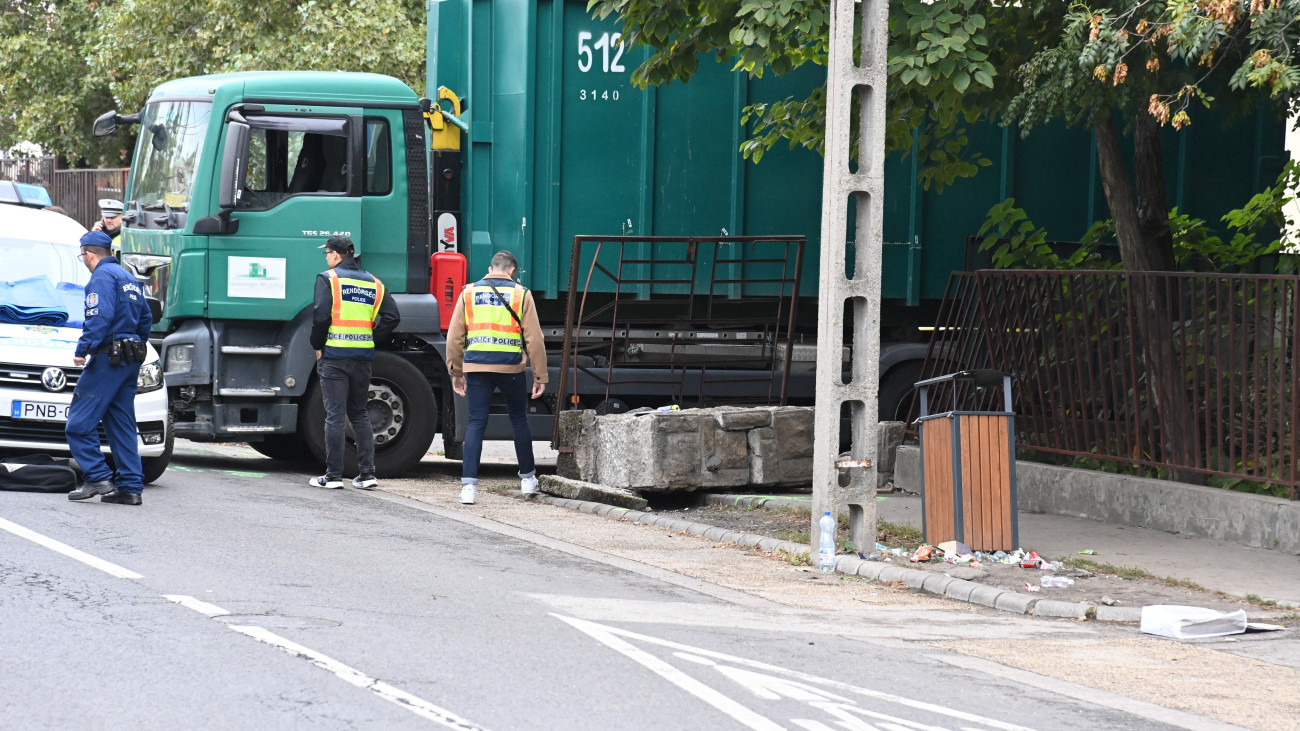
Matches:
[459,484,477,504]
[521,475,539,496]
[352,474,378,490]
[309,475,344,489]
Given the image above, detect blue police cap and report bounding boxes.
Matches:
[79,230,114,250]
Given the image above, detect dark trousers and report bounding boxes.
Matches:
[463,371,535,480]
[318,358,375,478]
[65,356,144,493]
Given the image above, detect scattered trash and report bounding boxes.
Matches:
[656,405,681,411]
[1141,605,1248,639]
[1024,583,1040,592]
[937,540,972,556]
[911,545,940,562]
[1101,596,1118,606]
[1078,549,1098,555]
[1020,551,1045,569]
[1246,623,1288,633]
[1040,575,1075,588]
[864,551,884,561]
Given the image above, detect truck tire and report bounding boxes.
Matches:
[300,352,438,478]
[878,361,925,425]
[248,434,312,463]
[141,416,175,485]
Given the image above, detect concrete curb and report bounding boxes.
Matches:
[532,493,1156,625]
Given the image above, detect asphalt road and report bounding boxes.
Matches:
[0,443,1203,730]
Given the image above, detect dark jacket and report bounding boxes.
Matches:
[310,256,401,355]
[76,257,152,358]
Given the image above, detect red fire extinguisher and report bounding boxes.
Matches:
[430,251,467,332]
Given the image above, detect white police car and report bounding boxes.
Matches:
[0,203,171,482]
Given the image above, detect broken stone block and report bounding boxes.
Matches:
[780,456,814,484]
[538,475,649,510]
[712,406,773,431]
[772,407,815,458]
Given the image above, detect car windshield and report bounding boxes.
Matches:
[0,236,90,327]
[126,100,213,212]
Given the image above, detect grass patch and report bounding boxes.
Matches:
[878,521,923,547]
[1246,594,1280,608]
[1064,558,1152,580]
[1162,576,1205,591]
[778,529,811,545]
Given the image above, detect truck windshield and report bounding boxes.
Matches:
[126,100,212,212]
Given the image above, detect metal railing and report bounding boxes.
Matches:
[1,156,128,229]
[552,235,805,444]
[918,270,1299,499]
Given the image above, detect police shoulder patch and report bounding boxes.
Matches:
[85,292,99,307]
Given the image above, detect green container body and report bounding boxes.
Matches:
[429,0,1286,304]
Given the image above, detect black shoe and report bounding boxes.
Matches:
[100,490,142,506]
[69,480,115,501]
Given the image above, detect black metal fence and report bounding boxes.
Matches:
[919,270,1298,499]
[0,156,128,229]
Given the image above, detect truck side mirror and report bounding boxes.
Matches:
[93,110,142,137]
[218,121,250,210]
[93,111,118,137]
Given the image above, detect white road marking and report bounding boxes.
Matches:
[556,615,1035,731]
[162,594,230,617]
[159,595,485,729]
[0,516,142,579]
[226,625,487,731]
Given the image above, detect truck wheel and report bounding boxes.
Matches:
[141,416,175,484]
[878,361,925,424]
[301,352,438,478]
[248,434,312,463]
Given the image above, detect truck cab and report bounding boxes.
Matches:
[98,72,446,476]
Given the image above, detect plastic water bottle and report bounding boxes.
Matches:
[818,511,836,573]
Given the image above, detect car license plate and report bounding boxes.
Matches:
[11,401,71,422]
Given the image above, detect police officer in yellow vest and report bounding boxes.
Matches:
[93,199,124,254]
[445,250,548,504]
[308,236,400,489]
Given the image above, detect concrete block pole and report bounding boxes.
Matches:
[810,0,888,553]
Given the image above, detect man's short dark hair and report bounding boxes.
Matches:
[81,245,112,258]
[490,250,518,273]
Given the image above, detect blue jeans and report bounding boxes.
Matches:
[462,371,534,480]
[65,356,144,493]
[318,358,375,479]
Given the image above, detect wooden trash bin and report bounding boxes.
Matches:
[915,370,1018,552]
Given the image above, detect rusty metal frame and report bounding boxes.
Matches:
[552,235,805,446]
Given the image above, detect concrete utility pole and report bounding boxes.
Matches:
[810,0,888,555]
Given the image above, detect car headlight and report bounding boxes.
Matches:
[164,343,193,373]
[138,360,163,392]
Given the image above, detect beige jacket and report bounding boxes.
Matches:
[445,276,548,383]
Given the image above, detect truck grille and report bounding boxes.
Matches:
[0,362,83,392]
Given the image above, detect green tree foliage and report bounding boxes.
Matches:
[0,0,425,167]
[591,0,1300,272]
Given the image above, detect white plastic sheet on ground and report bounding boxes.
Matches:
[1140,605,1248,639]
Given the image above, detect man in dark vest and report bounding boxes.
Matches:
[308,236,400,489]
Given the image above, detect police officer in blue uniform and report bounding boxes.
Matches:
[66,231,153,506]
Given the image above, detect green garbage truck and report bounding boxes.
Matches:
[94,0,1284,475]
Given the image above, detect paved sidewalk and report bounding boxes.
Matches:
[712,491,1300,608]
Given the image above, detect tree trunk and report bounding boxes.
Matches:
[1133,114,1176,270]
[1091,110,1202,484]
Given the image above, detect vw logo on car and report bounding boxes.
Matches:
[41,367,67,392]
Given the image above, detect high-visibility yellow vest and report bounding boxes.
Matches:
[323,268,385,360]
[463,278,525,365]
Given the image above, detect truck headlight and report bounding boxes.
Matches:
[138,360,163,392]
[165,343,193,373]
